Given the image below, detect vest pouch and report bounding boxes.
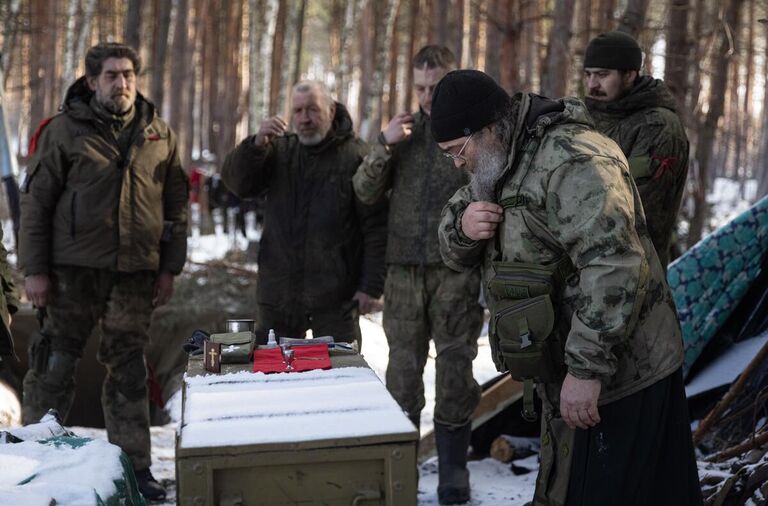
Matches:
[493,294,564,383]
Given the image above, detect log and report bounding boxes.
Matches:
[693,338,768,444]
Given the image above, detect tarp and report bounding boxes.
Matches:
[668,195,768,378]
[0,416,145,506]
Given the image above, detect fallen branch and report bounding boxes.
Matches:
[704,429,768,463]
[693,339,768,444]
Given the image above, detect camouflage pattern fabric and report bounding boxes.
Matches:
[667,195,768,377]
[22,266,156,470]
[382,264,483,428]
[353,111,469,265]
[585,76,689,268]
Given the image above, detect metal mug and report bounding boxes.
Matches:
[226,319,255,334]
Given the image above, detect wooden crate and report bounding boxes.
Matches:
[176,354,418,505]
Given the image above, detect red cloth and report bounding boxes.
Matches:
[252,343,331,373]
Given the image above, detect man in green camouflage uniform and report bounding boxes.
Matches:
[19,43,188,501]
[434,70,701,505]
[353,46,483,505]
[583,31,689,268]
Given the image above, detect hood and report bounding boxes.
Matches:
[494,93,594,193]
[522,93,594,139]
[61,75,156,123]
[584,76,678,117]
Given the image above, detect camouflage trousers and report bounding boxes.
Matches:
[383,264,483,428]
[22,266,156,470]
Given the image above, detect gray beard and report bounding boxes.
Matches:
[297,126,331,146]
[469,145,507,202]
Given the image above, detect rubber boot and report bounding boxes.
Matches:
[134,468,166,501]
[434,421,472,505]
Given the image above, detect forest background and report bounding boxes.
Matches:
[0,0,766,248]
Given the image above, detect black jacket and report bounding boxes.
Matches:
[222,104,387,311]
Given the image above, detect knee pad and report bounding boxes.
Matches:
[107,355,147,401]
[43,350,79,386]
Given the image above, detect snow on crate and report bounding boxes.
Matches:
[179,367,415,449]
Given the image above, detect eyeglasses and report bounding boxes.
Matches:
[442,133,474,162]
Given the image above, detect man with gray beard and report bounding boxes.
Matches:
[435,70,700,505]
[222,81,387,347]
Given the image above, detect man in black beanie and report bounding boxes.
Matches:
[435,69,702,506]
[584,31,689,268]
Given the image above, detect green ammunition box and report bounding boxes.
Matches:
[176,354,418,505]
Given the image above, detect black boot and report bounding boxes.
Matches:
[134,468,166,501]
[434,421,472,505]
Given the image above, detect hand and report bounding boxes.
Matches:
[382,113,414,145]
[461,201,504,241]
[352,291,380,315]
[25,274,51,308]
[153,272,175,307]
[254,116,288,147]
[559,373,602,430]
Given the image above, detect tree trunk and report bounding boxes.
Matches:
[689,0,744,246]
[499,0,521,93]
[542,0,576,98]
[170,0,189,151]
[597,0,615,31]
[29,0,50,133]
[616,0,650,38]
[337,0,361,105]
[291,0,307,85]
[468,0,482,68]
[485,0,502,82]
[150,0,172,111]
[387,0,403,118]
[1,0,22,87]
[124,0,142,50]
[186,0,208,167]
[357,0,376,136]
[664,0,690,110]
[740,0,754,197]
[687,0,705,125]
[269,0,288,116]
[403,0,419,111]
[61,0,80,100]
[365,0,398,141]
[454,0,464,65]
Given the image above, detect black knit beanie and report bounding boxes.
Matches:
[430,70,510,143]
[584,31,642,70]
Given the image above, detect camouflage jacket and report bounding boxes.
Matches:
[221,103,387,310]
[353,111,469,265]
[585,76,689,268]
[439,93,683,405]
[19,77,189,276]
